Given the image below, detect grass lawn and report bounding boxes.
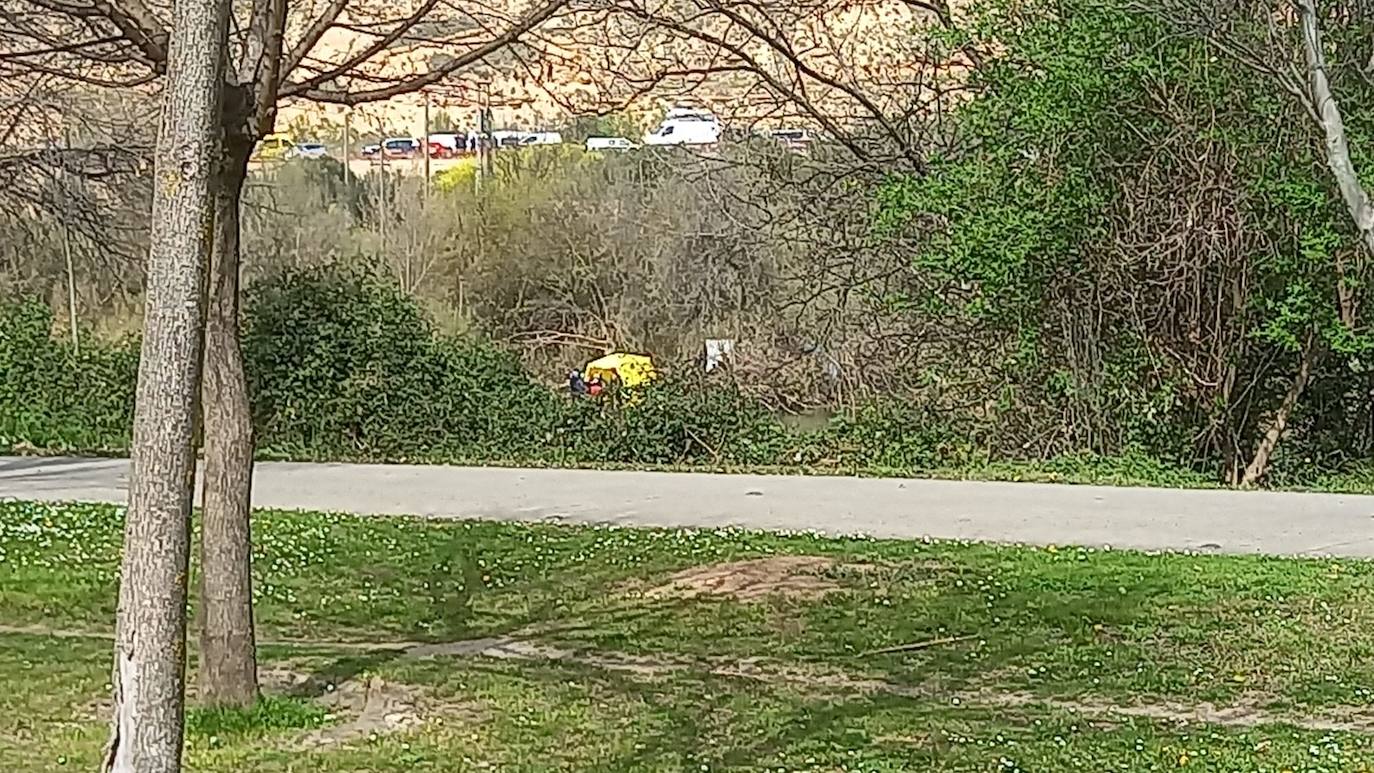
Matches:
[5,499,1374,771]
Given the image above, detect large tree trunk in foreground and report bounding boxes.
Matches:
[197,143,259,708]
[103,0,228,765]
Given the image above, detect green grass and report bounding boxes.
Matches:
[6,499,1374,770]
[186,695,330,737]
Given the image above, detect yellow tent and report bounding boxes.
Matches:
[583,353,657,388]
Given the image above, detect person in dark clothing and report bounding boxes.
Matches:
[568,370,588,396]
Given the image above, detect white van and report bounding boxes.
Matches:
[523,131,563,146]
[585,136,638,152]
[643,110,721,146]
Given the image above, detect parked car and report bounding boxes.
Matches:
[425,133,462,158]
[768,128,813,152]
[360,143,381,160]
[290,141,328,159]
[585,136,638,152]
[252,133,294,160]
[381,137,421,159]
[522,131,563,146]
[493,131,526,148]
[490,130,565,148]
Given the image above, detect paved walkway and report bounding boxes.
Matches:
[4,456,1374,557]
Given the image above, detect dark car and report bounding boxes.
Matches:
[382,137,420,159]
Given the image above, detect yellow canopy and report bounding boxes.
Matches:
[583,352,657,388]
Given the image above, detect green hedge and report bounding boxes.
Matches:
[0,270,810,467]
[0,268,1201,482]
[243,268,563,462]
[0,299,137,452]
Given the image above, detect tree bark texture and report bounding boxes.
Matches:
[196,141,259,707]
[103,0,228,765]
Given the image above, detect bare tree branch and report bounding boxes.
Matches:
[284,0,568,104]
[280,0,350,76]
[86,0,169,65]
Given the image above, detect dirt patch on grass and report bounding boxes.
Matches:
[407,636,682,679]
[642,556,842,601]
[297,676,425,748]
[261,665,483,749]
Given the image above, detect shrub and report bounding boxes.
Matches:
[244,266,563,460]
[0,268,1222,488]
[819,402,986,471]
[0,299,136,451]
[570,379,791,466]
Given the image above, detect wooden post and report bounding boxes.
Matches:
[60,124,79,356]
[378,126,388,257]
[479,83,494,185]
[343,109,352,188]
[423,92,432,204]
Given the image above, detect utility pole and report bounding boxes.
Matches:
[342,108,351,189]
[59,123,79,356]
[479,82,494,185]
[371,118,386,256]
[378,157,388,256]
[422,92,431,205]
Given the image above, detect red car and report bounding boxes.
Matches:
[425,133,462,158]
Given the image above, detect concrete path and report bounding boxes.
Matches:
[5,456,1374,557]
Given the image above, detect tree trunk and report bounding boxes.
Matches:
[1299,0,1374,263]
[196,142,259,707]
[1241,333,1318,487]
[104,0,228,765]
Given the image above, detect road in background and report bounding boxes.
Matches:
[4,456,1374,557]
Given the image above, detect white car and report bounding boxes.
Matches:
[492,130,564,148]
[585,136,638,152]
[288,141,328,159]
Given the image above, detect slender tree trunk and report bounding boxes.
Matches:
[1241,333,1318,487]
[1299,0,1374,262]
[104,0,228,765]
[196,141,259,707]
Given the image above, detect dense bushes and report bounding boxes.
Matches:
[2,266,1362,488]
[0,268,1084,474]
[0,299,137,451]
[0,262,1362,488]
[243,268,562,461]
[239,268,797,465]
[0,270,879,469]
[874,0,1374,483]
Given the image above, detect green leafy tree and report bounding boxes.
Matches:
[880,0,1374,482]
